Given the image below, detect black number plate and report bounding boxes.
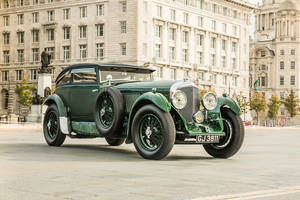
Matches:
[196,135,220,143]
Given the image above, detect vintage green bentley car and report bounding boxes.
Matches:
[43,63,244,160]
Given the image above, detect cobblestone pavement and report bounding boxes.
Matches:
[0,126,300,200]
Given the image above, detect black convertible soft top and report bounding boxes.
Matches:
[55,63,155,83]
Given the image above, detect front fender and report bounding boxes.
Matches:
[125,92,171,143]
[213,96,242,115]
[43,94,70,134]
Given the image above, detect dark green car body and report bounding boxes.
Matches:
[44,63,243,159]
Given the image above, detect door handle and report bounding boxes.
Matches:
[92,89,99,93]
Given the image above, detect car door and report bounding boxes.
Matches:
[55,69,71,107]
[69,67,100,122]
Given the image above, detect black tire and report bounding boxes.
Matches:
[43,104,66,147]
[105,136,126,146]
[94,87,125,137]
[131,104,175,160]
[203,107,245,158]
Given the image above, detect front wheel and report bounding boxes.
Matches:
[203,108,244,158]
[43,104,66,147]
[131,105,175,160]
[105,136,125,146]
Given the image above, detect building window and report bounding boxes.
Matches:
[291,61,295,69]
[210,37,216,49]
[169,28,176,41]
[157,67,163,79]
[47,29,55,41]
[261,77,266,86]
[32,30,39,42]
[197,16,203,27]
[211,20,216,30]
[280,92,284,100]
[96,24,104,37]
[280,61,284,70]
[120,1,127,12]
[183,13,189,24]
[48,10,55,22]
[221,56,226,68]
[261,51,266,57]
[30,69,38,80]
[80,7,87,18]
[79,26,87,38]
[17,49,24,63]
[196,51,203,64]
[63,9,70,20]
[222,23,227,33]
[79,44,87,59]
[17,0,24,6]
[291,76,295,85]
[2,71,9,81]
[97,4,104,16]
[63,46,70,60]
[63,27,70,40]
[96,43,104,59]
[198,72,204,81]
[210,54,216,66]
[1,89,9,110]
[196,0,203,9]
[196,34,203,46]
[280,76,284,86]
[182,49,188,62]
[4,0,9,8]
[3,51,9,64]
[155,44,161,58]
[291,49,295,55]
[280,50,284,55]
[32,48,39,62]
[233,26,237,35]
[155,25,162,38]
[170,9,176,21]
[16,70,23,81]
[3,33,10,44]
[120,21,127,34]
[213,74,217,84]
[32,12,39,23]
[48,0,53,3]
[17,14,24,25]
[223,7,227,16]
[170,47,176,60]
[3,16,9,26]
[222,40,227,51]
[156,6,162,17]
[32,0,39,5]
[232,42,237,53]
[17,32,24,44]
[233,77,238,86]
[120,43,127,56]
[212,4,217,13]
[46,47,55,59]
[183,31,188,43]
[170,68,176,80]
[232,58,236,69]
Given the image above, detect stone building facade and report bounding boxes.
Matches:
[250,0,300,117]
[0,0,254,117]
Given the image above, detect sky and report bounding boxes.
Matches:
[248,0,262,37]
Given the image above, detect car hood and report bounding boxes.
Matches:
[114,80,179,93]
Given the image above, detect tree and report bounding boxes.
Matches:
[15,78,36,114]
[250,92,267,124]
[281,89,300,117]
[233,94,249,121]
[267,94,280,120]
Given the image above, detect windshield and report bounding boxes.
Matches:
[100,70,153,82]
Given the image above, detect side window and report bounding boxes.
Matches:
[57,70,71,85]
[71,67,97,83]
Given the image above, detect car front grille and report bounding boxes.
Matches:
[177,86,200,123]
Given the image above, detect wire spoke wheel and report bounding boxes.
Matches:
[138,114,164,152]
[45,111,58,140]
[211,119,233,149]
[98,93,114,129]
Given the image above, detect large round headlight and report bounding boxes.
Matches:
[172,90,187,109]
[202,92,217,110]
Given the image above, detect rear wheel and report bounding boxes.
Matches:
[43,104,66,147]
[105,136,125,146]
[203,108,244,158]
[132,105,175,160]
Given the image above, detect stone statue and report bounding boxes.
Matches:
[40,48,52,73]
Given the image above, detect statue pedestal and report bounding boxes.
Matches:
[27,105,47,123]
[38,73,52,98]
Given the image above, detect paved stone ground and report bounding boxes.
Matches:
[0,126,300,200]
